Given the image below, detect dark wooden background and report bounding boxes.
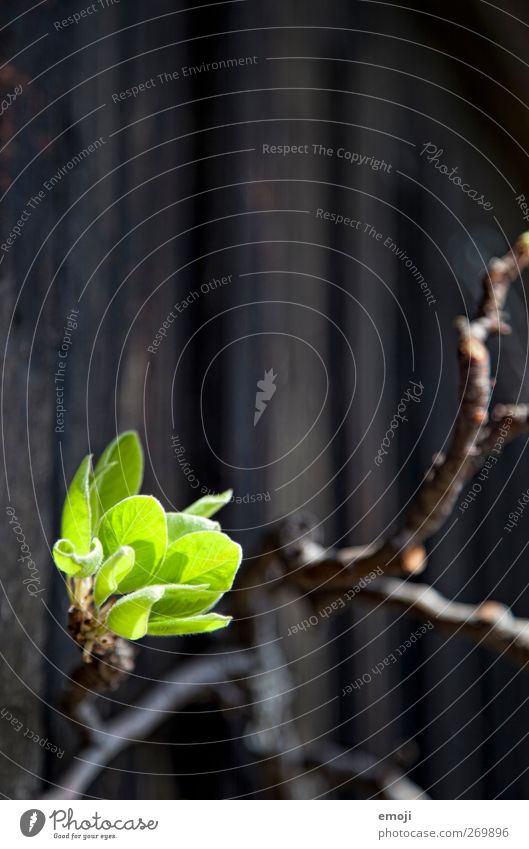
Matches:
[1,0,529,799]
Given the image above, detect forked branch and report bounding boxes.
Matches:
[279,234,529,588]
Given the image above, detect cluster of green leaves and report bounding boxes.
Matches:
[53,432,241,641]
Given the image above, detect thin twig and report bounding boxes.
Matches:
[307,742,430,800]
[382,234,529,554]
[356,576,529,669]
[279,234,529,586]
[42,652,251,800]
[285,540,529,669]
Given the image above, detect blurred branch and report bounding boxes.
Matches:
[61,635,137,739]
[306,742,430,800]
[274,531,529,669]
[356,576,529,669]
[43,652,250,800]
[478,403,529,457]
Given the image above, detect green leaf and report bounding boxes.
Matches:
[61,455,92,554]
[147,613,231,637]
[107,583,214,639]
[89,461,118,531]
[107,585,166,639]
[152,530,241,590]
[98,495,167,593]
[53,537,103,577]
[166,511,220,543]
[183,490,232,519]
[94,546,135,607]
[149,583,220,619]
[93,431,144,517]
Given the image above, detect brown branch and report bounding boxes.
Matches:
[43,652,251,800]
[278,234,529,588]
[272,528,529,669]
[375,234,529,555]
[477,403,529,458]
[285,539,529,669]
[275,404,529,591]
[276,537,427,587]
[307,742,430,800]
[355,576,529,669]
[61,639,137,719]
[59,591,138,740]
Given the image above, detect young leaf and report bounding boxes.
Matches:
[89,461,117,531]
[106,585,166,639]
[147,613,231,636]
[166,511,220,543]
[53,537,103,577]
[61,455,92,554]
[149,583,221,619]
[94,546,135,607]
[107,583,213,639]
[183,490,232,519]
[93,431,144,516]
[98,495,167,593]
[152,530,241,590]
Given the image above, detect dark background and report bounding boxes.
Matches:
[1,0,529,799]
